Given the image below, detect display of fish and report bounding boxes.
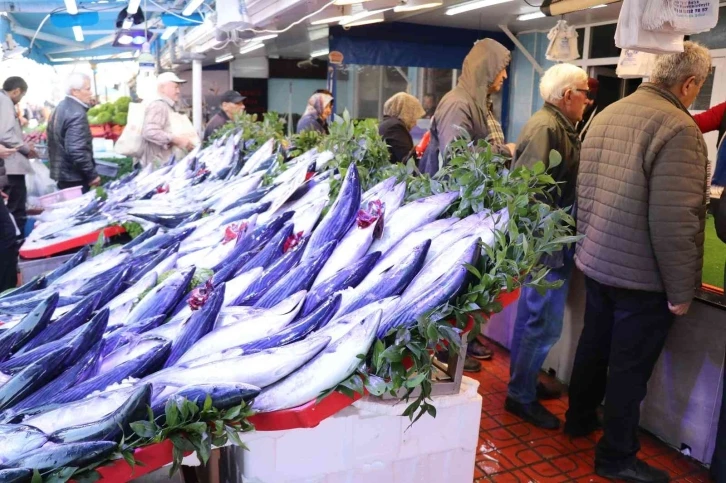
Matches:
[0,441,117,471]
[0,424,47,464]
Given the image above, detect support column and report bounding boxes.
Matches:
[192,58,203,137]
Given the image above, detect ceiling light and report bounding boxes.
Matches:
[64,0,78,15]
[246,33,278,42]
[445,0,512,15]
[72,25,84,41]
[310,6,352,25]
[215,53,234,63]
[132,35,146,45]
[127,0,141,14]
[393,0,442,11]
[311,48,329,57]
[240,42,265,55]
[334,0,372,4]
[118,34,133,44]
[346,16,385,26]
[517,11,545,20]
[161,26,177,40]
[183,0,205,16]
[589,3,607,7]
[122,18,133,29]
[340,8,389,25]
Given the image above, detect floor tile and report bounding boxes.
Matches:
[488,470,532,483]
[521,461,570,482]
[499,443,543,467]
[550,455,593,479]
[480,415,502,431]
[491,411,521,427]
[479,427,521,450]
[507,422,552,442]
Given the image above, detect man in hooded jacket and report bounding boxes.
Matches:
[419,38,515,176]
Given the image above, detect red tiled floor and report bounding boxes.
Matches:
[469,341,710,482]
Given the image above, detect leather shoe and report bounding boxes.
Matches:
[435,351,482,373]
[536,381,562,400]
[468,338,493,360]
[595,459,669,483]
[564,417,602,438]
[505,396,560,429]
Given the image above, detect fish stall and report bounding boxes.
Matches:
[0,117,571,483]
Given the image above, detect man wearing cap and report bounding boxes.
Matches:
[203,90,245,142]
[139,72,196,168]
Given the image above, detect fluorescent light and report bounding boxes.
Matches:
[589,3,607,7]
[183,0,205,16]
[339,8,389,25]
[311,14,351,24]
[239,42,265,55]
[445,0,512,15]
[127,0,141,14]
[161,26,178,40]
[393,0,441,11]
[345,16,385,26]
[118,34,133,45]
[72,26,84,42]
[334,0,371,4]
[122,18,133,29]
[310,48,329,57]
[246,33,278,42]
[215,53,234,63]
[517,11,545,20]
[64,0,78,14]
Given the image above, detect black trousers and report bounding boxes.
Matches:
[0,201,18,292]
[565,276,674,470]
[58,180,90,194]
[5,175,26,240]
[713,352,726,483]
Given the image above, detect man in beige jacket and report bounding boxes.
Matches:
[139,72,196,168]
[566,42,710,483]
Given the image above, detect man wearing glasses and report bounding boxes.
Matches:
[505,64,590,430]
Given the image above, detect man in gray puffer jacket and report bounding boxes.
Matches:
[565,41,710,483]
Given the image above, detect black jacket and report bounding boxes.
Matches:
[48,97,97,184]
[297,114,328,135]
[203,111,229,142]
[379,116,415,163]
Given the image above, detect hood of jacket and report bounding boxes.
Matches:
[383,93,426,131]
[457,38,511,108]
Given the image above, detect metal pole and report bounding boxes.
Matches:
[192,59,203,137]
[288,81,293,138]
[498,24,545,75]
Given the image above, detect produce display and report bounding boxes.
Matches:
[88,97,130,127]
[0,112,575,481]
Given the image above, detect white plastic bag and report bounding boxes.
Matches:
[616,49,659,78]
[615,0,685,53]
[114,102,145,158]
[169,111,200,147]
[25,159,56,198]
[546,20,580,62]
[642,0,718,34]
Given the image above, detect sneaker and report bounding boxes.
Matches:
[595,459,670,483]
[435,350,482,372]
[467,338,493,360]
[536,381,562,400]
[504,396,561,429]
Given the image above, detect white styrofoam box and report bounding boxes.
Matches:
[232,377,483,483]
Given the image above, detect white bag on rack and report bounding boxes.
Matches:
[616,49,659,78]
[615,0,685,53]
[641,0,719,34]
[546,20,581,62]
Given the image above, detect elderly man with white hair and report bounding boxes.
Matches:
[47,72,100,193]
[565,41,710,483]
[138,72,196,168]
[505,63,590,430]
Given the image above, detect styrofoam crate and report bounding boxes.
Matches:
[18,253,74,284]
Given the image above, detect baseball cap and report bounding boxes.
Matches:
[220,90,245,104]
[157,72,186,85]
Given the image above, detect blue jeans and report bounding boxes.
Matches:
[508,256,574,404]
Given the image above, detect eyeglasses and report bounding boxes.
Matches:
[574,89,595,100]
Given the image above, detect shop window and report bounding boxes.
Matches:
[690,7,726,49]
[589,24,621,59]
[382,66,409,110]
[356,65,381,119]
[422,68,454,115]
[576,28,585,59]
[692,66,715,111]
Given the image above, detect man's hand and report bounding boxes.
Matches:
[0,191,7,201]
[0,145,17,158]
[668,301,691,316]
[89,176,102,187]
[173,136,196,151]
[506,143,516,157]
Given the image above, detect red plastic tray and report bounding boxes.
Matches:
[94,440,192,483]
[20,225,127,259]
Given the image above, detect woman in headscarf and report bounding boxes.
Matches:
[297,93,333,134]
[379,93,426,164]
